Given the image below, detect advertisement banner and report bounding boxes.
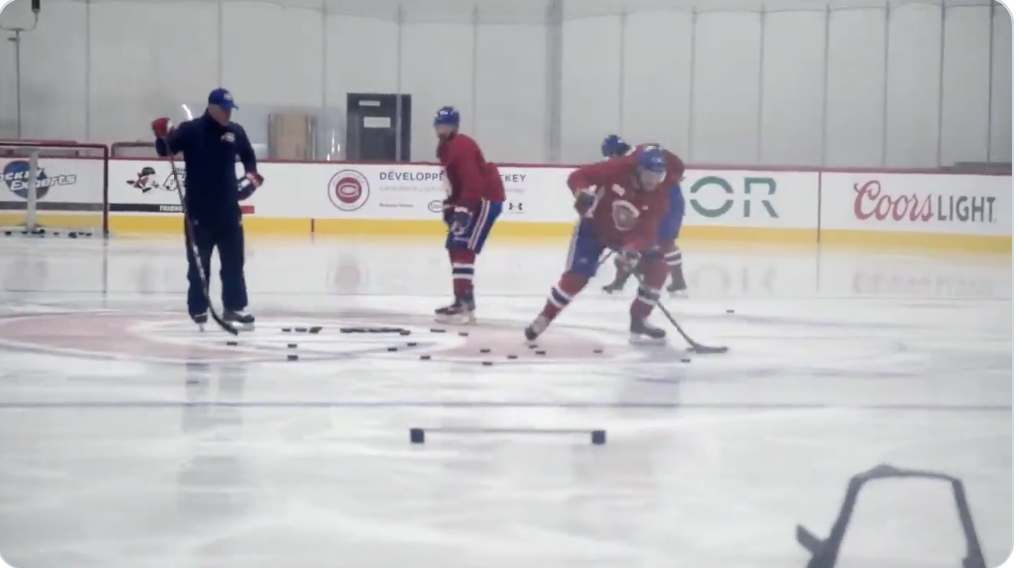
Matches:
[820,173,1013,235]
[109,160,255,215]
[683,170,819,229]
[240,163,821,228]
[277,163,574,223]
[0,157,105,213]
[107,160,1011,247]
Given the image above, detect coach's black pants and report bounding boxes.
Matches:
[184,215,247,316]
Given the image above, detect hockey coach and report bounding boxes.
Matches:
[150,88,263,329]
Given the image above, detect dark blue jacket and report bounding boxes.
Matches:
[156,112,258,221]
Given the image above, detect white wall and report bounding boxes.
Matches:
[0,0,1010,167]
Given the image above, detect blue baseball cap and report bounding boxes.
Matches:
[208,88,238,110]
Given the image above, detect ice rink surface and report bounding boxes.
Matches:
[0,236,1012,568]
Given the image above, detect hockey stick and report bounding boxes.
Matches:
[627,256,728,354]
[165,153,238,336]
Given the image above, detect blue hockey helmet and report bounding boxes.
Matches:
[434,106,460,127]
[637,146,667,173]
[601,134,631,158]
[635,146,667,189]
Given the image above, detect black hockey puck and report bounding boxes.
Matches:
[287,354,298,361]
[227,341,238,346]
[309,326,323,334]
[420,354,432,360]
[387,346,398,352]
[287,343,297,349]
[593,348,603,354]
[430,328,446,334]
[282,327,292,333]
[507,354,518,360]
[480,348,491,353]
[458,331,469,337]
[527,344,538,350]
[407,342,418,347]
[726,309,735,314]
[482,361,493,366]
[681,358,691,363]
[295,327,307,333]
[410,428,425,444]
[399,330,411,336]
[591,430,606,445]
[535,350,546,356]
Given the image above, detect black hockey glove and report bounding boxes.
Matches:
[238,172,263,201]
[575,188,598,217]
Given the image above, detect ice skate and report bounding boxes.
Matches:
[524,314,551,342]
[191,312,208,332]
[666,280,688,298]
[434,298,476,325]
[629,315,667,344]
[602,272,632,295]
[224,310,255,331]
[602,280,626,294]
[667,265,688,297]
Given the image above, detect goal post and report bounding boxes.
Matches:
[796,463,986,568]
[0,141,109,237]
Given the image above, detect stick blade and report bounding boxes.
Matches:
[211,312,239,336]
[796,524,823,553]
[692,344,728,354]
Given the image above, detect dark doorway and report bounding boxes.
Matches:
[346,93,411,162]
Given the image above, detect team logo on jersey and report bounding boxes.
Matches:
[327,169,370,211]
[221,132,235,144]
[611,200,640,231]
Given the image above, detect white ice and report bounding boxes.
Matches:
[0,237,1012,568]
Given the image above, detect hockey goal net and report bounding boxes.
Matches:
[110,141,158,158]
[0,141,109,237]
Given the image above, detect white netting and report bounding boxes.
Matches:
[0,142,108,238]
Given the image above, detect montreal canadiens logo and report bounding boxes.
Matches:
[427,200,444,213]
[328,169,369,211]
[611,200,640,231]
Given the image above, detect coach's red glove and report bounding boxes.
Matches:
[151,117,173,138]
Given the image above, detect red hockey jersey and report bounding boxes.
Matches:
[566,153,671,251]
[437,133,505,208]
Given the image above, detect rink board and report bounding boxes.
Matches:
[104,215,1009,252]
[818,229,1011,253]
[0,156,1010,252]
[0,212,105,234]
[102,215,819,245]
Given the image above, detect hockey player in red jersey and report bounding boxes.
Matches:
[599,135,688,296]
[525,146,672,342]
[433,106,506,324]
